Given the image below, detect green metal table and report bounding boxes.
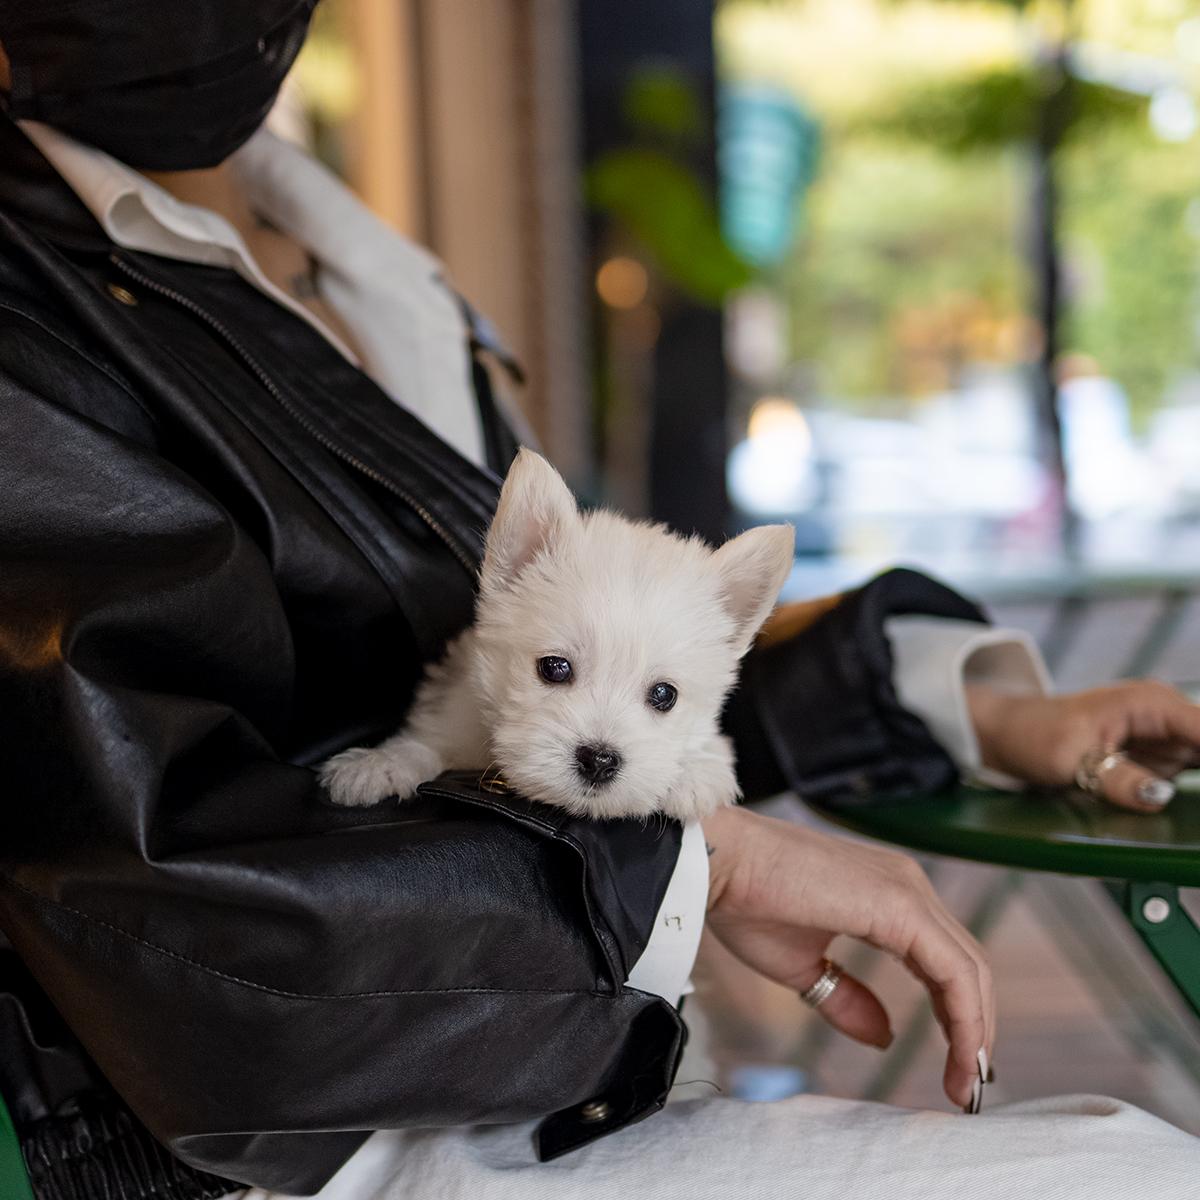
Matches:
[809,784,1200,1019]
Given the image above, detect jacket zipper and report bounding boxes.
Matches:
[108,253,478,576]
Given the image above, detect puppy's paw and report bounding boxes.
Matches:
[659,738,740,822]
[659,783,738,824]
[318,745,429,806]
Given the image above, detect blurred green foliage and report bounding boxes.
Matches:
[719,0,1200,433]
[586,149,752,305]
[623,66,706,144]
[783,139,1025,404]
[870,67,1146,153]
[780,55,1196,420]
[1060,126,1200,423]
[586,63,753,306]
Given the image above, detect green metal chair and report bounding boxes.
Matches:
[0,1087,34,1200]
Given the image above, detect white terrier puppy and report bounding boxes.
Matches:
[319,449,794,822]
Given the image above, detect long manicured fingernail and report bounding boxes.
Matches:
[977,1047,989,1084]
[963,1076,983,1115]
[1138,779,1175,808]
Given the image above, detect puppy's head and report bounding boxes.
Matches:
[475,450,794,819]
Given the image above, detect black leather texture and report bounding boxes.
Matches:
[0,112,981,1196]
[0,114,684,1193]
[727,568,987,805]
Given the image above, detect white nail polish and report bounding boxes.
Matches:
[1138,779,1175,807]
[977,1047,989,1083]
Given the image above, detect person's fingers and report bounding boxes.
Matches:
[877,859,996,1090]
[867,855,995,1100]
[973,679,1200,791]
[911,903,996,1064]
[1098,755,1176,812]
[887,898,992,1109]
[1123,735,1200,779]
[804,968,893,1049]
[903,950,990,1108]
[1142,685,1200,746]
[703,811,993,1108]
[851,925,990,1107]
[934,911,996,1058]
[1099,681,1200,775]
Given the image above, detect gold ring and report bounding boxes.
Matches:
[1075,744,1126,795]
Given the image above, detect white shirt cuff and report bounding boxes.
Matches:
[625,820,709,1005]
[885,616,1053,789]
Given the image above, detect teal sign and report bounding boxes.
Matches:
[718,83,819,268]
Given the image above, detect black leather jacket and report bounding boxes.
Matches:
[0,114,986,1197]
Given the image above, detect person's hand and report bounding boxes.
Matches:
[967,679,1200,812]
[701,805,993,1111]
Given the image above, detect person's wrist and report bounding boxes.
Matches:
[965,683,1020,774]
[700,804,749,914]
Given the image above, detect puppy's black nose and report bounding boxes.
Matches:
[575,744,622,785]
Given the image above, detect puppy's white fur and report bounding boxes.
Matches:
[319,449,794,822]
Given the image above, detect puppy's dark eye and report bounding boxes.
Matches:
[646,682,677,712]
[538,656,573,684]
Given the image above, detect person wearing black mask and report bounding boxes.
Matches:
[0,5,1198,1199]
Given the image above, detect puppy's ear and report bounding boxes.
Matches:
[481,449,578,591]
[710,525,795,650]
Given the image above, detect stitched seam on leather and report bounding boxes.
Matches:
[415,786,627,987]
[2,876,610,1002]
[0,298,157,425]
[164,340,377,545]
[278,360,499,530]
[160,337,440,652]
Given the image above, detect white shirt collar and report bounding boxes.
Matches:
[19,119,362,363]
[19,121,485,467]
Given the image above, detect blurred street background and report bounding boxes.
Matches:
[269,0,1200,1133]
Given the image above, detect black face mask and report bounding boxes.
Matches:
[0,0,319,170]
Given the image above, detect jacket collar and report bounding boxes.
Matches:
[15,116,489,468]
[0,110,111,253]
[0,106,504,595]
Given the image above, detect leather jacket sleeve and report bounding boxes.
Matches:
[0,341,683,1193]
[724,568,989,805]
[0,112,991,1197]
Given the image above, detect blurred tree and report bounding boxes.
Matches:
[786,141,1025,402]
[1060,128,1200,424]
[872,66,1145,153]
[723,0,1200,534]
[869,0,1147,553]
[288,0,360,177]
[586,147,751,305]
